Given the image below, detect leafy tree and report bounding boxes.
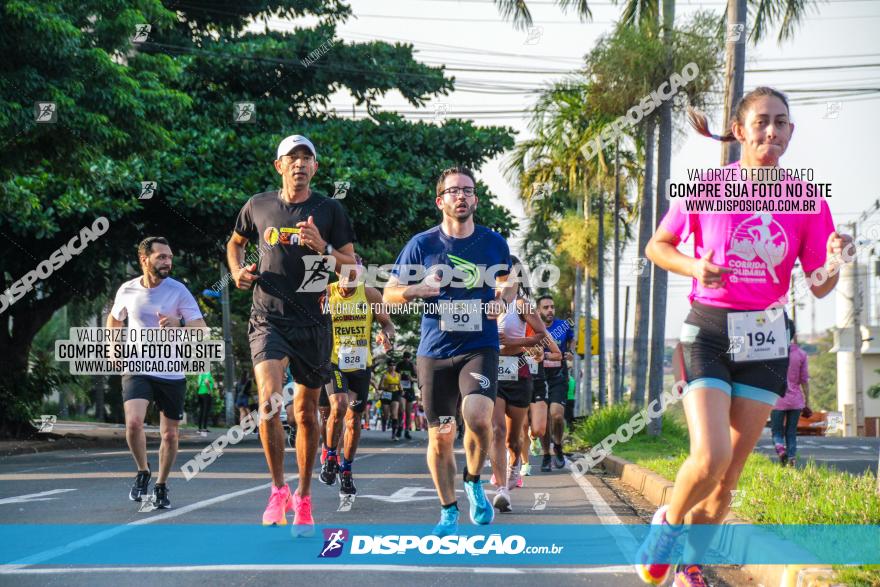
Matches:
[808,333,839,412]
[1,0,515,437]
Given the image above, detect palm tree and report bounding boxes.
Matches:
[493,0,594,30]
[505,81,614,416]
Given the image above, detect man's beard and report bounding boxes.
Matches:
[149,263,171,279]
[446,202,475,220]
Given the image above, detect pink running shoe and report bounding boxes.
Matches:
[261,484,293,526]
[291,492,315,538]
[506,463,522,490]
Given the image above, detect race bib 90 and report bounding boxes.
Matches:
[440,300,481,332]
[726,311,788,363]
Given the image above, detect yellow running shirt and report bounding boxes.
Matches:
[328,282,373,371]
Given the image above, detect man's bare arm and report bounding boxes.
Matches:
[227,232,260,290]
[382,275,439,306]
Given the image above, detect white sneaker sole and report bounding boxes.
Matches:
[493,493,512,513]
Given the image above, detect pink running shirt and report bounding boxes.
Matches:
[659,161,835,311]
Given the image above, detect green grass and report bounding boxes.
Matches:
[836,566,880,587]
[568,406,880,585]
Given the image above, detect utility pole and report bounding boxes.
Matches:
[851,221,865,437]
[574,259,582,415]
[837,223,865,437]
[584,188,593,413]
[206,266,239,425]
[720,0,746,166]
[597,188,607,406]
[612,141,621,404]
[620,285,630,397]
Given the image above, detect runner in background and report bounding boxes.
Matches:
[109,236,207,509]
[635,87,852,586]
[565,373,576,430]
[520,324,561,476]
[397,351,418,439]
[770,321,810,467]
[196,369,217,436]
[490,256,556,511]
[536,295,574,471]
[380,362,402,441]
[319,255,395,494]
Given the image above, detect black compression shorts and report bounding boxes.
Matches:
[322,366,372,413]
[417,348,498,428]
[675,301,790,405]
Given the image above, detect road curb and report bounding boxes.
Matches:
[0,430,211,457]
[601,455,837,587]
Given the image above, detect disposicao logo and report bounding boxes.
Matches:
[319,528,348,558]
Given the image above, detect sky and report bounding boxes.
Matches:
[258,0,880,343]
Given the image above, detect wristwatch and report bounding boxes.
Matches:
[323,243,334,256]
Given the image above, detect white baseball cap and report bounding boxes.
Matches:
[276,134,317,160]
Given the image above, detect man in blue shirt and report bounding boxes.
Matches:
[536,295,574,471]
[384,166,514,536]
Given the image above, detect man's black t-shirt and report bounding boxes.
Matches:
[234,190,354,326]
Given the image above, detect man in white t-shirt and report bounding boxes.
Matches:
[107,237,206,508]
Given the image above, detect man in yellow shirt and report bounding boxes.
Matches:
[319,256,394,495]
[380,362,403,441]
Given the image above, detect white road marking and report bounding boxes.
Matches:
[0,564,633,575]
[0,489,77,505]
[358,486,460,503]
[6,454,377,569]
[572,473,641,557]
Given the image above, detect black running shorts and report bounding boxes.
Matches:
[417,348,498,427]
[248,313,332,389]
[546,375,568,406]
[676,301,790,405]
[122,375,186,421]
[323,366,372,413]
[498,378,532,409]
[531,377,549,403]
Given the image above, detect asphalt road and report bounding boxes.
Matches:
[754,430,880,475]
[0,429,736,587]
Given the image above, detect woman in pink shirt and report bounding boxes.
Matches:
[770,329,810,466]
[634,87,854,587]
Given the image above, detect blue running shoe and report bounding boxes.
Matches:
[464,480,494,525]
[432,506,459,537]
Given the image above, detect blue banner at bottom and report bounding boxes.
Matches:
[0,524,878,566]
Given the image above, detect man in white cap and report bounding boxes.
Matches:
[227,134,357,536]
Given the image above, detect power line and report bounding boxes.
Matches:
[348,12,880,25]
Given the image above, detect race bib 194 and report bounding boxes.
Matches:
[726,311,788,363]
